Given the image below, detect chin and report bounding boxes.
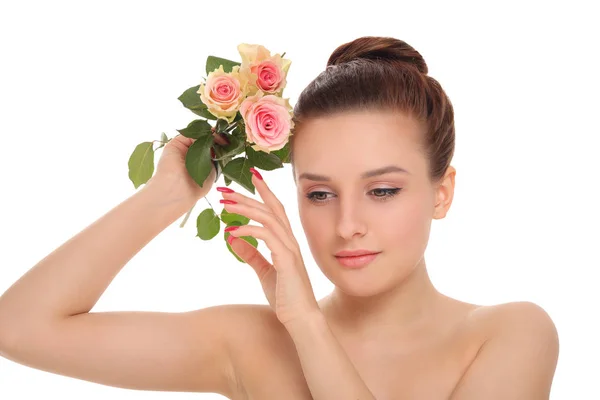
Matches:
[333,281,384,297]
[319,257,397,298]
[322,252,422,298]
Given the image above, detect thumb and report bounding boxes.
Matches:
[229,237,276,307]
[166,135,196,154]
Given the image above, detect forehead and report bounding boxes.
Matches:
[292,110,425,180]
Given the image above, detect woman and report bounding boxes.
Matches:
[0,36,559,399]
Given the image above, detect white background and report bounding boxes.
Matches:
[0,1,598,399]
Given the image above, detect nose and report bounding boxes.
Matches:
[335,196,367,240]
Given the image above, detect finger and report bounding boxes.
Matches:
[221,188,293,235]
[173,134,190,144]
[227,235,277,308]
[227,224,297,273]
[228,234,273,279]
[219,190,272,216]
[249,168,294,232]
[168,135,196,152]
[222,201,297,251]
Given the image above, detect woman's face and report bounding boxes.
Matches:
[293,110,448,297]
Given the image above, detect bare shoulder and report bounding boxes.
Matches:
[216,303,303,398]
[213,302,287,350]
[218,303,283,338]
[223,303,295,362]
[448,301,560,398]
[466,301,559,342]
[211,303,285,360]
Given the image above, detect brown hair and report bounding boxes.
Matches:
[290,36,455,185]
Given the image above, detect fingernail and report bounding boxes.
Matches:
[249,167,263,180]
[220,199,237,205]
[216,186,235,193]
[227,235,236,245]
[224,226,239,232]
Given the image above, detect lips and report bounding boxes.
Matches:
[335,252,380,268]
[335,250,380,258]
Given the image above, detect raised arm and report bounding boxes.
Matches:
[0,168,239,395]
[0,179,191,325]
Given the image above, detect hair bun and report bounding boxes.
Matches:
[327,36,428,75]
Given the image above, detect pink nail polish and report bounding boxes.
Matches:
[220,199,237,205]
[249,167,263,180]
[227,235,236,245]
[216,186,235,193]
[224,226,239,232]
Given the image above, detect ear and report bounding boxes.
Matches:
[433,165,456,220]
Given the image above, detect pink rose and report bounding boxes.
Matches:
[237,44,291,95]
[197,65,247,122]
[240,92,294,152]
[252,60,284,93]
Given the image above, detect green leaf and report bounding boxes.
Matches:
[271,141,291,163]
[246,146,283,171]
[224,176,232,185]
[215,118,229,133]
[206,56,241,75]
[177,119,213,139]
[177,85,217,120]
[128,142,155,189]
[231,123,246,140]
[155,132,169,150]
[220,209,249,226]
[196,208,220,240]
[213,155,223,182]
[213,133,245,162]
[223,157,255,194]
[224,221,258,263]
[178,85,203,109]
[191,107,218,120]
[160,132,169,144]
[233,112,243,123]
[185,134,214,188]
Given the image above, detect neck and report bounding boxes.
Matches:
[321,258,446,340]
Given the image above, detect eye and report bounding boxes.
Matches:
[371,188,401,199]
[305,188,402,204]
[305,191,330,202]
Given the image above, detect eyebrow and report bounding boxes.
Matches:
[298,165,411,182]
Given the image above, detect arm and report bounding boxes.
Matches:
[449,302,560,399]
[0,306,237,395]
[286,311,377,400]
[0,181,190,324]
[0,182,236,395]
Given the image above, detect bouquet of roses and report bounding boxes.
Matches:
[127,44,293,262]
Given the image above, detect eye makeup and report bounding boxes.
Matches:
[305,188,402,204]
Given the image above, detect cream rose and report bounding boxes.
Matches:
[239,91,294,152]
[197,65,247,122]
[237,44,291,95]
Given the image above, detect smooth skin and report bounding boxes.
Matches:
[0,112,559,399]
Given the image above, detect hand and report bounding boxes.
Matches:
[148,134,216,205]
[219,168,321,328]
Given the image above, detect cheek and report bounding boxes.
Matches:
[298,205,332,258]
[380,196,432,251]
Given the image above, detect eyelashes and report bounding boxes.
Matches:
[305,188,402,204]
